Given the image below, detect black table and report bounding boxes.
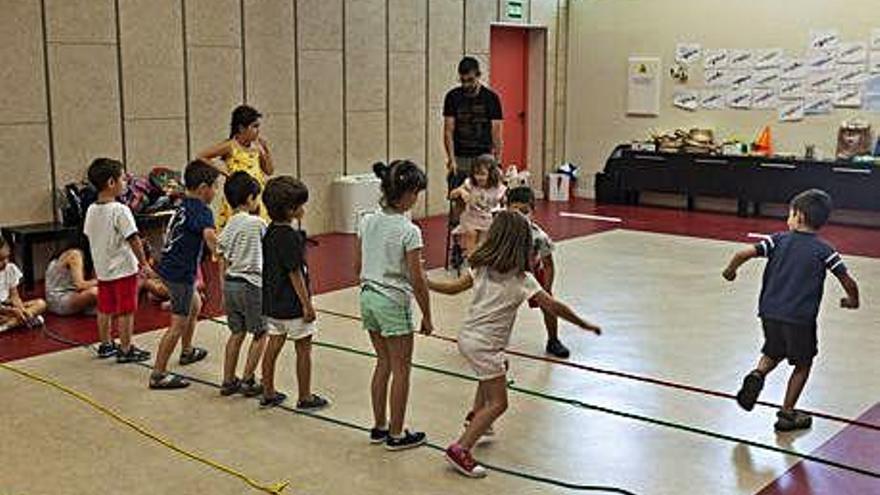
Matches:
[1,211,174,292]
[595,145,880,215]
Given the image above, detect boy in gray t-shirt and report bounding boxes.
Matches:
[217,172,268,397]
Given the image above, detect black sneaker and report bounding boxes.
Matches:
[736,370,764,411]
[220,377,241,396]
[260,392,287,409]
[117,346,151,363]
[385,430,427,451]
[369,427,389,444]
[96,341,119,359]
[775,410,813,432]
[546,338,571,359]
[296,394,330,411]
[240,377,264,397]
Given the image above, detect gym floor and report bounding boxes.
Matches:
[2,199,879,495]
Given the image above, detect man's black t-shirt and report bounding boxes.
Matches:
[443,86,503,157]
[262,223,310,319]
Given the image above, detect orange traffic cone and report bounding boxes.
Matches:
[753,125,773,156]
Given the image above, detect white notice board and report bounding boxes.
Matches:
[627,57,661,116]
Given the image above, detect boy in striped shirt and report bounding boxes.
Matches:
[723,189,859,432]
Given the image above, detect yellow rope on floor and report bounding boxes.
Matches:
[0,362,290,495]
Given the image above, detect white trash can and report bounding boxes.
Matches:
[546,173,571,202]
[332,174,382,233]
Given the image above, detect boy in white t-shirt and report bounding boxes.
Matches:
[0,237,46,332]
[428,211,601,478]
[83,158,153,362]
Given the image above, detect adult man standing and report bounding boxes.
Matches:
[443,56,504,191]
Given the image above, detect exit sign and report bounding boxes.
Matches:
[506,0,524,20]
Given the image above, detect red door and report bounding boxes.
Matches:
[490,26,529,171]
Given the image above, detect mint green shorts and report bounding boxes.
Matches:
[360,286,413,337]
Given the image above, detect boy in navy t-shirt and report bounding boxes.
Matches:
[723,189,859,431]
[149,160,220,389]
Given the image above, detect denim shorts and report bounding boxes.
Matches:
[165,279,196,317]
[224,278,265,335]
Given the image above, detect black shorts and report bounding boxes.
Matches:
[761,318,818,366]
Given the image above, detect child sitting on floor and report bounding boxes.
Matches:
[428,210,601,477]
[44,236,97,317]
[0,237,46,332]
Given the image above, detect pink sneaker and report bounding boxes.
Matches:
[445,443,487,478]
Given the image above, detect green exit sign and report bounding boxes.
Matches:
[506,0,524,20]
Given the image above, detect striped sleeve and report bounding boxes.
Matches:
[754,233,780,257]
[823,249,847,276]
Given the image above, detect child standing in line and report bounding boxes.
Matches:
[149,160,220,389]
[259,176,329,410]
[506,186,570,358]
[82,158,152,362]
[357,160,433,451]
[197,104,274,227]
[0,237,46,332]
[428,211,601,478]
[218,172,268,397]
[723,189,859,431]
[449,154,506,256]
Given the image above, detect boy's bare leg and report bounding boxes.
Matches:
[153,315,185,374]
[180,293,202,354]
[242,333,267,381]
[223,332,245,383]
[117,313,134,352]
[261,334,286,397]
[294,336,313,402]
[756,355,780,376]
[97,312,112,344]
[782,363,812,411]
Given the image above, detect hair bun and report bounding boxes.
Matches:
[372,161,389,179]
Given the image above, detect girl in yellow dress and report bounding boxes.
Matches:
[197,105,274,228]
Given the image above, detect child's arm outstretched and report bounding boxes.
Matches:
[406,248,434,335]
[531,291,601,335]
[426,271,474,295]
[836,272,860,309]
[722,245,759,281]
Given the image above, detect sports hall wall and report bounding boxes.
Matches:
[566,0,880,196]
[0,0,569,233]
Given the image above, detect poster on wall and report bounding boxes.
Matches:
[779,99,805,122]
[752,88,778,109]
[807,71,837,92]
[779,79,806,100]
[704,69,728,86]
[755,48,784,69]
[837,42,868,64]
[729,49,754,69]
[805,92,834,115]
[809,29,840,52]
[729,70,754,88]
[700,89,727,110]
[834,86,863,108]
[627,57,661,116]
[780,57,808,79]
[727,89,752,109]
[837,65,868,86]
[808,51,836,72]
[676,43,702,65]
[673,90,700,111]
[704,49,728,69]
[754,69,781,88]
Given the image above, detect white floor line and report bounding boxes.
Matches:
[558,211,624,223]
[746,232,771,240]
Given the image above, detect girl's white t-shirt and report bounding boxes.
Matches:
[461,267,543,350]
[0,263,22,303]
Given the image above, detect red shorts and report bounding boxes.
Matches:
[97,274,139,315]
[528,267,551,308]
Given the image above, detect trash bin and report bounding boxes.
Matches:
[332,174,382,233]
